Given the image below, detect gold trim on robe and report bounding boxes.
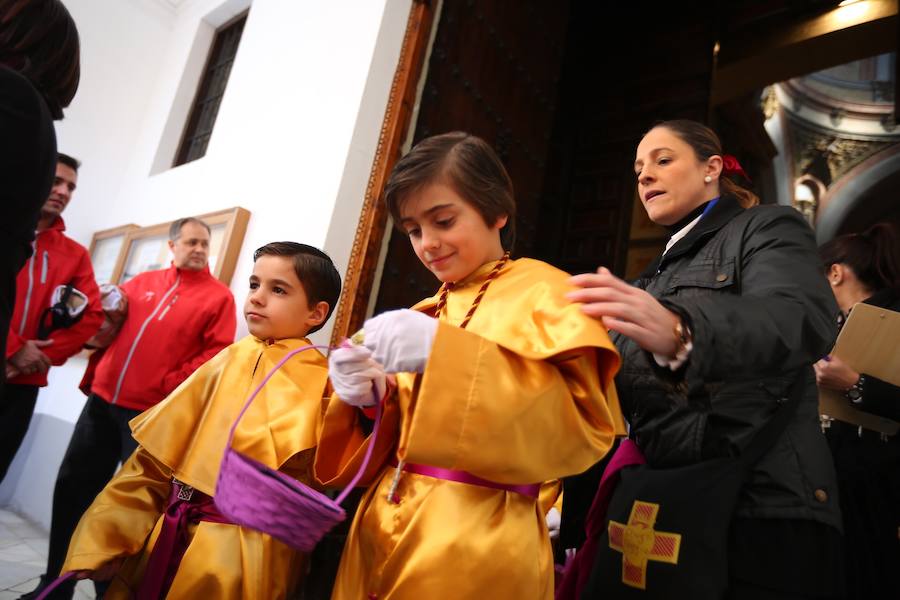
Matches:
[62,336,329,599]
[315,257,624,600]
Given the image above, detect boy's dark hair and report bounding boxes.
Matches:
[0,0,80,119]
[253,242,342,334]
[384,131,517,251]
[57,152,80,172]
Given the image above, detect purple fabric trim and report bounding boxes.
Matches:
[136,482,230,600]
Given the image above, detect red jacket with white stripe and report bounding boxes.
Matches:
[89,263,236,411]
[6,218,103,387]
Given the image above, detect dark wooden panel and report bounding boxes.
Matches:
[375,0,571,312]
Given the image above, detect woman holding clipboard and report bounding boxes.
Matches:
[816,221,900,600]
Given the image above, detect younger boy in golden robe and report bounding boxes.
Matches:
[61,242,341,599]
[319,133,624,600]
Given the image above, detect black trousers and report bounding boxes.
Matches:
[0,383,40,483]
[40,394,141,600]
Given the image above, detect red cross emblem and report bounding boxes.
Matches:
[608,500,682,589]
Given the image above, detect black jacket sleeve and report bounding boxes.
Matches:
[666,207,838,381]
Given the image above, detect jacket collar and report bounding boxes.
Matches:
[864,287,899,310]
[36,217,66,235]
[641,195,746,277]
[166,261,213,282]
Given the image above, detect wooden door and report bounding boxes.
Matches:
[374,0,571,312]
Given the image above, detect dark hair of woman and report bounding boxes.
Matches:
[384,131,517,251]
[652,119,759,209]
[0,0,80,119]
[819,221,900,293]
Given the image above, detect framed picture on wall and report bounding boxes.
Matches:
[88,224,139,284]
[115,222,171,284]
[111,207,250,285]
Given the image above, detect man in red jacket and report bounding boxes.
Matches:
[0,153,103,483]
[21,216,236,600]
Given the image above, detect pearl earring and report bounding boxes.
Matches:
[704,176,712,183]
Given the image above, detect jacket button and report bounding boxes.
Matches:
[814,489,828,503]
[716,273,728,282]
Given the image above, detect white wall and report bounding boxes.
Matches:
[1,0,412,528]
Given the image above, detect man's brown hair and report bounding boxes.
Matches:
[384,132,517,251]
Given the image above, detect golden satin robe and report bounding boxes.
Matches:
[315,258,624,600]
[62,335,329,599]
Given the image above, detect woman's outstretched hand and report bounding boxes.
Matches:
[567,267,681,358]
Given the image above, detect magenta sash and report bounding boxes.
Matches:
[136,481,230,600]
[390,458,541,498]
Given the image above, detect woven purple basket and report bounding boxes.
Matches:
[215,344,380,552]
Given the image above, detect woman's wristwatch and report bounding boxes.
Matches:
[653,318,693,371]
[846,374,866,403]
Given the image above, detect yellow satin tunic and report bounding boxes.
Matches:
[316,258,623,600]
[62,335,329,599]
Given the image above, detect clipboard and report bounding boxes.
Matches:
[818,302,900,435]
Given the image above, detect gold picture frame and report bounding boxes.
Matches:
[88,224,139,285]
[108,207,250,285]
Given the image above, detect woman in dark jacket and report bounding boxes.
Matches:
[565,120,843,599]
[815,222,900,600]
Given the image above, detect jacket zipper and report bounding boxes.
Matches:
[157,294,179,321]
[111,275,181,404]
[40,251,49,284]
[17,242,37,335]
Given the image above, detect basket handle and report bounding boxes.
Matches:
[226,343,382,507]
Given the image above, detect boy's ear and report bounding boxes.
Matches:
[307,300,330,328]
[494,214,509,230]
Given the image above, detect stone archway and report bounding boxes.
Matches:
[816,145,900,242]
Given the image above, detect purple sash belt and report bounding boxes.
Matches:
[136,480,231,600]
[389,458,541,498]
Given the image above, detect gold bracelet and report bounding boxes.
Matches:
[673,320,691,359]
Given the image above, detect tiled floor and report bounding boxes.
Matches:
[0,509,92,600]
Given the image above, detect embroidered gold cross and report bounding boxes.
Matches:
[608,500,682,589]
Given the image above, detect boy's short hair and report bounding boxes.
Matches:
[253,242,342,334]
[384,131,517,251]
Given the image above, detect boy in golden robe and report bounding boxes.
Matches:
[319,132,624,600]
[61,242,342,599]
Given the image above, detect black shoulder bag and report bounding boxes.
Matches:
[582,374,804,599]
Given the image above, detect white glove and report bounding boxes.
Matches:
[328,345,386,407]
[546,507,561,539]
[363,309,439,374]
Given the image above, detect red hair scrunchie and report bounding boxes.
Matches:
[722,154,750,182]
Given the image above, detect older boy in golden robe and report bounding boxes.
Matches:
[319,133,623,600]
